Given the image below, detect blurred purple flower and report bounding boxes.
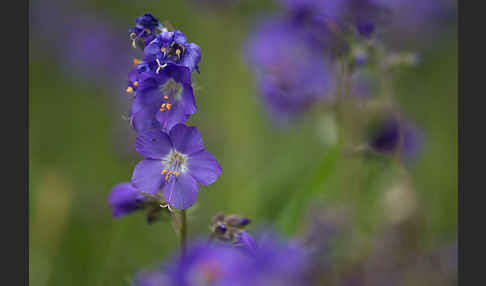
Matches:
[279,0,386,38]
[62,15,131,80]
[164,241,247,286]
[368,114,423,161]
[246,18,334,125]
[226,232,311,286]
[233,231,258,256]
[374,0,456,43]
[131,124,222,209]
[279,0,455,45]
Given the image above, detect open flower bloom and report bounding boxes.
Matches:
[144,30,201,73]
[108,182,145,218]
[131,124,222,209]
[130,65,196,133]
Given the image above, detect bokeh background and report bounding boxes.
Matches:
[29,0,457,285]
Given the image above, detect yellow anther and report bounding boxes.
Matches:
[133,58,142,65]
[174,171,179,177]
[165,171,172,181]
[133,81,139,87]
[160,103,166,112]
[166,104,172,110]
[161,169,167,174]
[164,96,169,99]
[144,28,151,33]
[126,86,134,93]
[161,47,166,53]
[175,49,181,56]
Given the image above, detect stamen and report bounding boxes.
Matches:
[161,169,167,175]
[155,58,167,74]
[133,81,139,87]
[130,33,137,48]
[160,103,166,112]
[144,28,151,33]
[166,103,172,110]
[161,47,166,53]
[165,171,173,181]
[175,49,181,56]
[160,203,174,213]
[174,171,179,177]
[133,58,142,65]
[126,86,134,93]
[164,96,169,99]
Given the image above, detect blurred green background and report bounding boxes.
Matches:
[29,0,457,285]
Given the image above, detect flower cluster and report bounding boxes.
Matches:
[109,14,222,220]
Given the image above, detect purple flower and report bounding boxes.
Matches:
[144,30,202,73]
[226,232,311,286]
[129,13,165,47]
[126,59,145,94]
[108,182,144,218]
[368,114,423,161]
[234,231,258,256]
[374,0,454,38]
[130,65,196,133]
[131,124,222,209]
[165,241,247,286]
[246,18,334,125]
[279,0,385,38]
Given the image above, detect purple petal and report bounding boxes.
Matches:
[156,102,191,132]
[179,82,197,115]
[131,159,165,194]
[108,183,144,218]
[187,150,222,186]
[235,231,259,257]
[131,105,161,134]
[181,43,201,72]
[169,124,205,155]
[135,130,173,159]
[166,65,192,86]
[131,88,161,115]
[144,40,161,57]
[162,172,198,209]
[173,30,189,46]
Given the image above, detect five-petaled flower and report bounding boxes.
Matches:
[131,124,222,209]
